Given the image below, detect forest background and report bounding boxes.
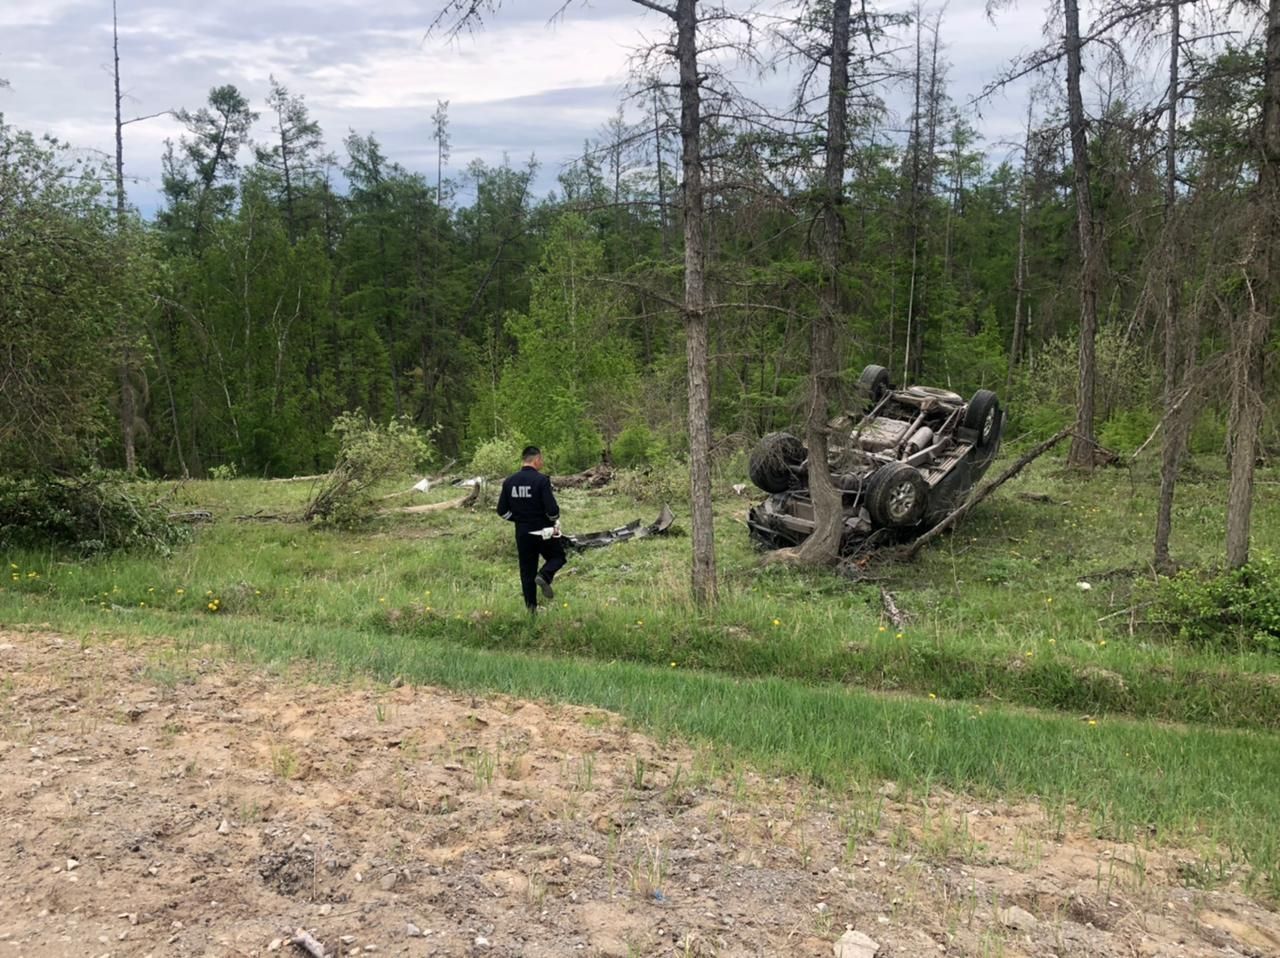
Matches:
[2,0,1277,578]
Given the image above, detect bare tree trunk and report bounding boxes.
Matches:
[797,0,851,564]
[1227,0,1280,568]
[112,0,137,474]
[1153,0,1182,573]
[1064,0,1102,470]
[1008,100,1033,388]
[653,85,670,255]
[676,0,717,605]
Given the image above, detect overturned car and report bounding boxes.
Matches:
[746,365,1003,552]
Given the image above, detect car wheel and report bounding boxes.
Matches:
[963,389,1001,448]
[866,462,929,528]
[857,364,892,408]
[748,432,806,493]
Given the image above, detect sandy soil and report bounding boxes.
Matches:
[1,628,1277,958]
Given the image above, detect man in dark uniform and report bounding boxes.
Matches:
[496,445,567,613]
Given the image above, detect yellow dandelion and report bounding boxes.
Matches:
[1024,651,1033,658]
[207,602,217,611]
[772,618,781,627]
[378,596,386,603]
[9,574,17,582]
[147,587,155,593]
[176,588,185,595]
[562,602,568,608]
[1088,719,1097,727]
[878,625,887,633]
[1098,639,1107,647]
[1048,638,1056,645]
[670,661,677,668]
[895,632,905,640]
[636,619,644,626]
[1045,596,1053,604]
[928,692,937,700]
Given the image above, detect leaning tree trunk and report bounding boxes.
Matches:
[1227,0,1280,568]
[1064,0,1102,471]
[797,0,852,564]
[676,0,717,605]
[1153,0,1183,573]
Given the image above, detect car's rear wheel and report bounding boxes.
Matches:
[748,432,806,493]
[857,364,892,408]
[963,389,1001,448]
[866,462,928,527]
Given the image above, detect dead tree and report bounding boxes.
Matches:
[1063,0,1103,471]
[430,0,724,605]
[1153,0,1186,572]
[1227,0,1280,568]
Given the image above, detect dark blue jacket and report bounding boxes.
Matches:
[496,466,560,528]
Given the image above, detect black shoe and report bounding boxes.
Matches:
[535,574,554,599]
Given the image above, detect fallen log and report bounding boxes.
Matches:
[268,473,325,483]
[554,463,614,490]
[900,425,1075,560]
[388,484,480,515]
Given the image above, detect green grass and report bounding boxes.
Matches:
[2,454,1278,894]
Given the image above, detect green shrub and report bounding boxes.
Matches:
[1144,555,1280,655]
[469,436,524,478]
[613,423,666,468]
[0,471,189,555]
[1189,410,1228,456]
[303,413,434,525]
[1098,408,1158,455]
[613,459,690,505]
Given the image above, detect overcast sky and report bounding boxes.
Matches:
[1,0,1054,214]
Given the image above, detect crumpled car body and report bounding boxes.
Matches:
[746,365,1003,553]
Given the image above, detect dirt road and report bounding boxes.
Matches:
[1,628,1276,957]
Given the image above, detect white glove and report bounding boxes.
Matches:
[528,527,556,540]
[553,520,562,538]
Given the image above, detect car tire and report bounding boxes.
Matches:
[866,462,929,528]
[857,364,892,408]
[963,389,1001,448]
[748,432,806,493]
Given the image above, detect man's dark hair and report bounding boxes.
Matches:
[521,445,541,462]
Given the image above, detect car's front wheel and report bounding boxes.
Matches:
[866,462,929,527]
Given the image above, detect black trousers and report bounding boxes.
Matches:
[515,526,567,609]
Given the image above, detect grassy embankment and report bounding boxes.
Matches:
[2,454,1278,894]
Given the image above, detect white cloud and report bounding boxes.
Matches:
[0,0,1056,212]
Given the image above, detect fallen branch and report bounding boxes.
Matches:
[900,425,1075,560]
[269,473,326,483]
[290,928,327,958]
[389,484,480,515]
[234,511,292,522]
[879,586,911,628]
[378,459,459,500]
[167,510,214,523]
